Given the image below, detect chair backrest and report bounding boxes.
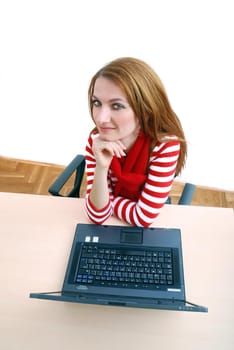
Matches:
[48,155,85,197]
[178,182,196,205]
[48,154,196,205]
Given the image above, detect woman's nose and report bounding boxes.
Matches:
[96,107,111,123]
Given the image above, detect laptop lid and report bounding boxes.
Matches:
[30,223,208,312]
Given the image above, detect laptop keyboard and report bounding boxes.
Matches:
[75,243,174,290]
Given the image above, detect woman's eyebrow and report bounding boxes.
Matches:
[92,95,128,103]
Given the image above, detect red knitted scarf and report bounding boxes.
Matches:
[110,131,150,201]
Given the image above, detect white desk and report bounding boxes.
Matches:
[0,192,234,350]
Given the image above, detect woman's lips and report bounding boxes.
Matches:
[99,127,116,132]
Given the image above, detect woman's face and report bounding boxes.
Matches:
[91,77,140,150]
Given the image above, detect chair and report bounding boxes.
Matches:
[48,154,85,198]
[177,182,196,205]
[48,154,196,205]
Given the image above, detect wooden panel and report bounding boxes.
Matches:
[0,156,234,208]
[0,157,70,196]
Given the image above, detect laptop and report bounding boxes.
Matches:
[30,223,208,312]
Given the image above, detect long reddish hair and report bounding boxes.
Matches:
[88,57,187,174]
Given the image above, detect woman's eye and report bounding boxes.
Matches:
[113,103,123,110]
[92,100,101,107]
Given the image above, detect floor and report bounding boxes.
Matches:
[0,156,234,208]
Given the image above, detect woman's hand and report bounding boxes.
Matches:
[92,136,126,169]
[89,136,125,209]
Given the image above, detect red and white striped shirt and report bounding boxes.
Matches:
[85,132,180,227]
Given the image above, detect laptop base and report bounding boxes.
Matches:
[30,291,208,312]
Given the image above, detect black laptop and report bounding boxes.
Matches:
[30,223,208,312]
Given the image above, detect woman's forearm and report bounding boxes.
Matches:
[89,165,110,209]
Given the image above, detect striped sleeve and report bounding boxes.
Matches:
[112,140,180,227]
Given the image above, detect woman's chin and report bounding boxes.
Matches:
[99,132,118,142]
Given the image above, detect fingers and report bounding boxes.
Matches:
[106,141,126,158]
[93,138,126,158]
[114,140,127,156]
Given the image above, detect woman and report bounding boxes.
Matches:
[85,57,187,227]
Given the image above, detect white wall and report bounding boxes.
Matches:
[0,0,233,191]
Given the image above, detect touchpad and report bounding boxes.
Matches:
[120,227,143,244]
